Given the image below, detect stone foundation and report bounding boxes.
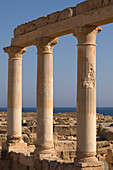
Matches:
[0,151,104,170]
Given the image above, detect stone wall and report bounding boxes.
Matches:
[14,0,113,37]
[106,149,113,170]
[0,150,105,170]
[0,151,76,170]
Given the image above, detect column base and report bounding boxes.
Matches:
[34,148,56,159]
[75,161,104,170]
[75,157,104,170]
[2,141,27,153]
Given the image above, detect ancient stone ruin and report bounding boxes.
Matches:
[2,0,113,169]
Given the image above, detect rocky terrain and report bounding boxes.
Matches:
[0,112,113,162]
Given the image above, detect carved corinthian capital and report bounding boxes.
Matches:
[33,37,59,54]
[3,46,27,59]
[73,26,102,45]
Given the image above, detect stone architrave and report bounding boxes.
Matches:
[34,37,58,157]
[73,26,104,169]
[3,46,27,152]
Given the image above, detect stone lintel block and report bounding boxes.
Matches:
[94,0,102,9]
[31,17,48,30]
[58,8,73,21]
[3,142,27,153]
[47,11,60,24]
[76,1,89,15]
[14,24,25,37]
[13,0,113,37]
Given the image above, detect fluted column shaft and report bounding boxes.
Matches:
[4,46,27,143]
[35,37,58,155]
[73,26,102,161]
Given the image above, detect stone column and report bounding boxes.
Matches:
[73,26,104,169]
[34,37,58,157]
[3,46,27,152]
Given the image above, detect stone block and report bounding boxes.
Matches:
[75,160,104,170]
[29,167,36,170]
[87,0,94,11]
[110,0,113,5]
[14,25,25,37]
[47,11,60,24]
[29,133,37,145]
[54,125,76,136]
[55,141,76,151]
[63,163,75,170]
[22,134,30,144]
[27,145,35,153]
[105,149,113,163]
[102,0,110,7]
[62,151,69,160]
[58,8,73,21]
[4,142,27,153]
[19,154,34,167]
[94,0,102,9]
[70,7,76,16]
[11,152,20,162]
[99,127,113,140]
[76,1,89,15]
[35,16,48,29]
[49,160,59,169]
[22,127,30,134]
[34,158,42,170]
[29,126,37,133]
[69,151,76,159]
[42,159,50,170]
[24,21,36,33]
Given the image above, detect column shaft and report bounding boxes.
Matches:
[4,46,27,143]
[77,44,96,158]
[73,26,102,161]
[37,51,53,151]
[7,57,22,141]
[35,37,58,155]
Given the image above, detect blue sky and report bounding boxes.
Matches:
[0,0,113,107]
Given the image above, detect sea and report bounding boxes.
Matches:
[0,107,113,116]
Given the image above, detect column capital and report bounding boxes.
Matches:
[33,37,58,54]
[3,46,27,59]
[73,26,102,46]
